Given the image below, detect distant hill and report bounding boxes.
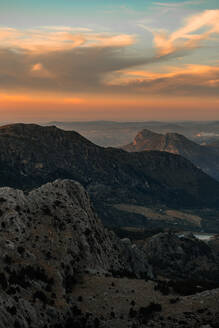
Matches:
[45,120,219,147]
[122,129,219,181]
[0,124,219,227]
[207,140,219,152]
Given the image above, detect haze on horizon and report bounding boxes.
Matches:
[0,0,219,122]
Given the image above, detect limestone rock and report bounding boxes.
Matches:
[144,232,219,281]
[0,179,152,327]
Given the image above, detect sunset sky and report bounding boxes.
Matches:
[0,0,219,122]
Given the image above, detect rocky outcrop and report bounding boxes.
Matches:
[122,129,219,181]
[0,179,153,276]
[144,232,219,281]
[0,179,219,327]
[0,179,153,328]
[209,235,219,258]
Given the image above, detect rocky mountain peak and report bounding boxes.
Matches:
[122,128,219,182]
[125,129,198,152]
[135,129,160,139]
[0,179,152,278]
[0,179,155,327]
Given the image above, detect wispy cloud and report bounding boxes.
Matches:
[39,26,93,32]
[0,15,218,101]
[153,1,205,8]
[31,63,55,79]
[152,9,219,56]
[0,26,135,54]
[107,64,219,96]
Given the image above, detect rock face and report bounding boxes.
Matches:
[122,129,219,181]
[0,179,152,328]
[144,232,219,281]
[0,179,218,327]
[0,124,219,228]
[0,179,152,277]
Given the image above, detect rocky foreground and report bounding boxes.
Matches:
[0,179,218,327]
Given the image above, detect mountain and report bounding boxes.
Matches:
[0,180,219,327]
[1,124,219,228]
[45,120,219,147]
[0,179,153,328]
[0,179,151,278]
[207,140,219,152]
[122,129,219,181]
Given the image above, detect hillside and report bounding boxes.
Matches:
[0,180,218,327]
[122,129,219,181]
[0,124,219,228]
[0,179,152,328]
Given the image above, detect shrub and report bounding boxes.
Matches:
[17,246,25,255]
[6,306,17,315]
[138,302,162,324]
[0,272,8,290]
[4,255,13,265]
[33,290,48,304]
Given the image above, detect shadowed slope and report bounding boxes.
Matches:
[0,124,219,226]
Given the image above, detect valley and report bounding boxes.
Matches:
[0,123,219,231]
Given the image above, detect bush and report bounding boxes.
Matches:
[17,247,25,255]
[64,274,77,293]
[6,306,17,315]
[138,302,162,324]
[0,272,8,290]
[4,255,13,265]
[169,297,180,304]
[169,279,219,296]
[154,280,170,295]
[33,290,48,304]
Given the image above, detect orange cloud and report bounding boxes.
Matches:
[106,64,219,96]
[31,63,55,78]
[152,10,219,56]
[115,64,219,81]
[0,92,84,104]
[0,26,135,54]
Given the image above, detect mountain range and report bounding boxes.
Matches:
[46,120,219,147]
[0,124,219,327]
[0,124,219,229]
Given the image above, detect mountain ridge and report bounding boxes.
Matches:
[0,123,219,228]
[122,129,219,181]
[0,179,154,328]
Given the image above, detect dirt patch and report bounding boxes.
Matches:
[70,274,219,327]
[114,204,202,227]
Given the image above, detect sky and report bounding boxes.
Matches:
[0,0,219,122]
